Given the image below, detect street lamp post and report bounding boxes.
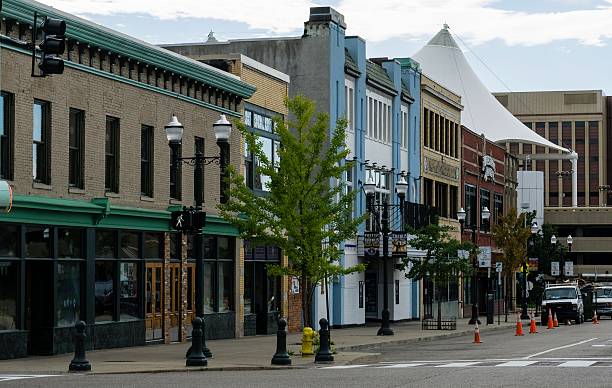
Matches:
[364,173,408,336]
[457,206,489,325]
[166,114,231,363]
[521,221,538,320]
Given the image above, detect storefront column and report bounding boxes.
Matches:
[235,238,244,338]
[180,233,188,342]
[84,228,96,325]
[163,233,171,344]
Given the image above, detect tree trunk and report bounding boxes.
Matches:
[436,282,442,330]
[301,273,311,328]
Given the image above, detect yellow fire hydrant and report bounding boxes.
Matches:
[301,327,315,356]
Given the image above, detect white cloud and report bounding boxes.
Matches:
[40,0,612,46]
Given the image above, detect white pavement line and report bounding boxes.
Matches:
[522,338,598,359]
[320,365,369,369]
[435,362,481,368]
[377,363,424,368]
[592,344,609,347]
[495,361,538,367]
[558,360,597,367]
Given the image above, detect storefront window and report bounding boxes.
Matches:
[218,262,232,312]
[244,261,254,315]
[204,262,215,314]
[0,225,17,257]
[58,228,82,258]
[26,226,50,258]
[95,261,115,322]
[244,241,281,316]
[0,261,18,330]
[120,232,139,258]
[145,233,163,259]
[57,261,80,327]
[120,262,139,320]
[96,230,116,258]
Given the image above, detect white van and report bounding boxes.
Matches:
[541,283,584,325]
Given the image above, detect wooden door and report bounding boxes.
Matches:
[145,263,163,341]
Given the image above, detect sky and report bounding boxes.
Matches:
[38,0,612,94]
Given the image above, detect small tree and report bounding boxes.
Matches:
[400,224,473,328]
[218,95,365,328]
[491,208,531,311]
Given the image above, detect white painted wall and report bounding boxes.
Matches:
[517,171,544,227]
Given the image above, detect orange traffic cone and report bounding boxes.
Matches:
[515,313,524,336]
[529,314,538,334]
[547,308,554,329]
[593,311,599,324]
[553,312,559,328]
[473,322,482,344]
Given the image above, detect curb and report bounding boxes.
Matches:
[87,365,308,375]
[336,323,515,352]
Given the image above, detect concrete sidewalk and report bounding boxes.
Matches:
[0,318,515,374]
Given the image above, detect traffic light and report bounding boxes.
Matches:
[39,17,66,75]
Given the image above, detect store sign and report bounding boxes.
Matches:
[478,246,492,268]
[423,156,459,180]
[391,232,408,257]
[364,232,380,257]
[551,261,560,276]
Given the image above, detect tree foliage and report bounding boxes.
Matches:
[218,95,365,327]
[491,208,531,275]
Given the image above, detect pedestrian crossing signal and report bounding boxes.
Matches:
[171,208,205,231]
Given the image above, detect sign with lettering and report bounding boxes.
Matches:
[423,157,459,181]
[564,262,574,277]
[478,246,492,268]
[551,261,560,276]
[363,232,380,257]
[391,232,408,257]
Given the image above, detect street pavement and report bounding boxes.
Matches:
[2,318,611,387]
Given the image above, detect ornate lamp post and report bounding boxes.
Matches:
[364,171,408,336]
[166,114,231,364]
[457,206,489,325]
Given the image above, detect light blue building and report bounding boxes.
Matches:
[166,7,424,328]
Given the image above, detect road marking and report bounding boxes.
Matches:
[495,361,538,367]
[523,338,598,359]
[558,360,597,367]
[592,344,609,347]
[377,363,424,368]
[320,365,369,369]
[0,375,58,382]
[436,362,480,368]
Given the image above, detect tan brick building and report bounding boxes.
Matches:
[0,0,257,359]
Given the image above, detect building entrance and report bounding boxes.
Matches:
[25,261,54,355]
[145,263,163,342]
[365,270,378,319]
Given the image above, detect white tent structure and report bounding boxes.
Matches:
[412,25,579,207]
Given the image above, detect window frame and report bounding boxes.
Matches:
[33,99,51,184]
[105,116,120,193]
[140,124,154,197]
[0,91,14,180]
[68,108,85,189]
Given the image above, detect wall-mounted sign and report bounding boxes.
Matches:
[423,156,459,181]
[391,232,408,257]
[364,232,380,257]
[0,181,13,213]
[291,277,300,294]
[481,155,496,182]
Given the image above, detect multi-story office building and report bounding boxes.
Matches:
[164,7,425,329]
[494,90,612,277]
[494,90,607,207]
[0,0,256,359]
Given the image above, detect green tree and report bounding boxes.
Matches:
[400,224,473,328]
[218,95,365,328]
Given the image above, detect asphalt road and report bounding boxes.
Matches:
[3,319,612,388]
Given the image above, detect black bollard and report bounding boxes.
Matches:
[69,321,91,372]
[186,317,208,367]
[315,318,334,363]
[271,318,291,365]
[202,318,213,358]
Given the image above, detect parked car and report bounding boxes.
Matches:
[541,283,584,325]
[594,286,612,318]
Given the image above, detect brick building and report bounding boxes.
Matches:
[0,0,256,359]
[460,127,517,317]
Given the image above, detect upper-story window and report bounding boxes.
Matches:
[105,116,120,193]
[1,91,14,180]
[69,108,85,189]
[366,90,392,145]
[345,78,355,132]
[400,105,409,149]
[140,125,154,197]
[423,107,459,158]
[365,169,391,231]
[243,107,281,192]
[33,100,51,184]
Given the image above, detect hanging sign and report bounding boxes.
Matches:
[363,232,380,257]
[391,232,408,256]
[551,261,560,276]
[564,262,574,277]
[478,246,492,268]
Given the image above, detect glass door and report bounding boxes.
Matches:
[145,263,163,342]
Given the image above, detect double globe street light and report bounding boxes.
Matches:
[165,114,231,366]
[457,206,490,325]
[363,172,408,336]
